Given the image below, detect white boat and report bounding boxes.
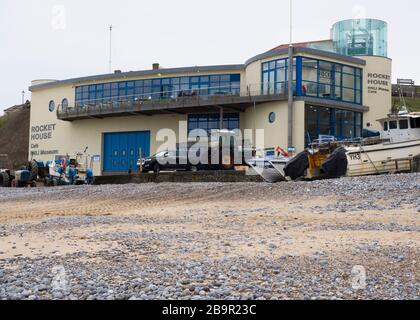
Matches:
[303,110,420,179]
[247,111,420,182]
[346,140,420,176]
[346,111,420,176]
[246,149,290,183]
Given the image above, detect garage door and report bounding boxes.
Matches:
[103,131,150,172]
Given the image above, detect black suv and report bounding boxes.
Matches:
[138,150,192,173]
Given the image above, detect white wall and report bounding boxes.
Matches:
[359,56,393,130]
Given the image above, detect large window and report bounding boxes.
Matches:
[75,74,241,106]
[263,57,363,105]
[188,113,240,135]
[305,105,363,145]
[300,57,362,105]
[410,117,420,128]
[261,58,296,95]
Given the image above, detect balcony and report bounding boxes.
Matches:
[57,84,289,121]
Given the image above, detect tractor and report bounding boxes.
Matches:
[0,154,11,187]
[0,155,39,188]
[11,169,37,188]
[43,150,95,186]
[0,168,12,187]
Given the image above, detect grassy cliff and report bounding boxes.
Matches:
[0,114,7,128]
[0,105,30,169]
[392,97,420,112]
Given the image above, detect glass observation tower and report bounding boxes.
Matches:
[332,19,388,57]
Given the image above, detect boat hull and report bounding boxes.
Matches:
[346,139,420,176]
[246,159,287,183]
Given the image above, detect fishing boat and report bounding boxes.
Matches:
[287,110,420,180]
[345,111,420,177]
[247,110,420,182]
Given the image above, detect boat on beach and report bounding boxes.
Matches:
[247,111,420,182]
[246,149,290,183]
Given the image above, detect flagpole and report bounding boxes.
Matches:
[109,25,113,73]
[287,0,294,152]
[289,0,293,45]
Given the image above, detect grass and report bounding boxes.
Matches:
[392,97,420,112]
[0,115,8,129]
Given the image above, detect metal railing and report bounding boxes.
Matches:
[57,83,290,119]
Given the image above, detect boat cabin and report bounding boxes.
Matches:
[378,112,420,143]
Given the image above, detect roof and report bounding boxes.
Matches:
[29,64,245,92]
[245,46,366,67]
[269,39,333,51]
[377,112,420,121]
[29,42,367,92]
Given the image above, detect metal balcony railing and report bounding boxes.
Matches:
[57,83,290,120]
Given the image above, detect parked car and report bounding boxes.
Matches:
[139,131,251,174]
[138,150,192,173]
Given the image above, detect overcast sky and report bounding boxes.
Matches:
[0,0,418,113]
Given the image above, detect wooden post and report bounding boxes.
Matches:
[138,148,142,173]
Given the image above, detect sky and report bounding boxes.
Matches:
[0,0,419,113]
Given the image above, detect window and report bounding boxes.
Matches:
[75,74,241,105]
[49,100,55,112]
[268,112,276,124]
[261,58,295,95]
[399,120,409,130]
[305,105,362,145]
[188,113,239,135]
[341,110,355,138]
[384,122,388,131]
[305,106,319,143]
[61,98,69,110]
[355,113,362,138]
[319,61,333,85]
[299,57,362,105]
[410,117,420,128]
[389,121,398,130]
[318,107,333,136]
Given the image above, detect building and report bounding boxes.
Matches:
[29,18,392,176]
[392,79,420,98]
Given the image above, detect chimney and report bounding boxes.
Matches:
[114,70,122,74]
[152,63,160,70]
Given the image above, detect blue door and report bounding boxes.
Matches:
[103,131,150,172]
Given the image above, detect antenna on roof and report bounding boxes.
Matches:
[289,0,293,45]
[109,25,113,73]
